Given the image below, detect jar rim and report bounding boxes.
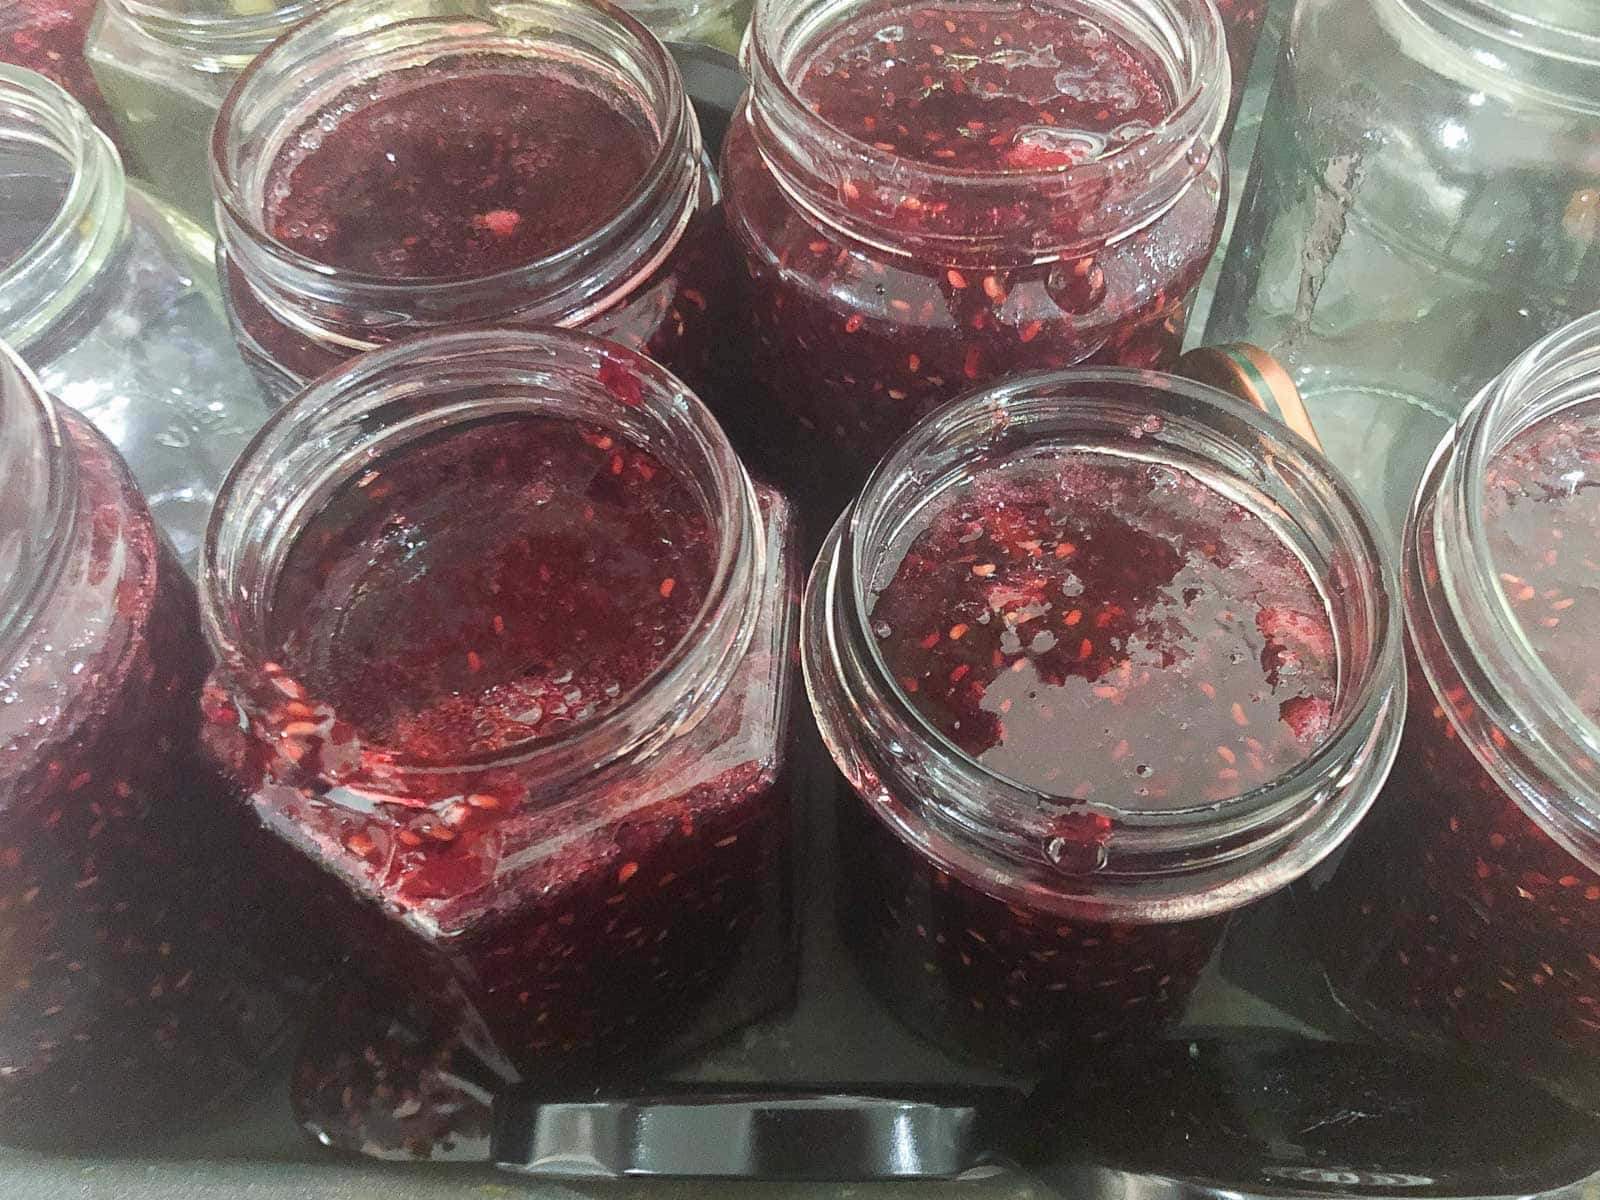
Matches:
[102,0,339,53]
[210,0,698,293]
[1411,310,1600,869]
[201,326,765,796]
[804,366,1406,920]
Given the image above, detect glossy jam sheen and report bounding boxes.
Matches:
[1312,398,1600,1106]
[266,71,657,278]
[844,447,1338,1066]
[210,411,797,1080]
[0,410,322,1144]
[723,1,1221,501]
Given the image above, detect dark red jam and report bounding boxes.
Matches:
[0,409,323,1146]
[1310,398,1600,1108]
[225,60,732,394]
[722,2,1222,504]
[841,447,1339,1066]
[2,3,126,162]
[207,413,798,1080]
[1216,0,1267,120]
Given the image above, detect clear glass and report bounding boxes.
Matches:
[0,1,125,155]
[0,343,324,1147]
[86,1,338,228]
[621,0,751,53]
[1305,312,1600,1113]
[1206,0,1600,532]
[212,0,734,402]
[802,368,1404,1069]
[200,328,801,1080]
[721,0,1229,512]
[0,65,271,567]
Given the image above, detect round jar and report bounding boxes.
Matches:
[1205,0,1600,531]
[201,328,801,1078]
[1,2,124,154]
[212,0,733,403]
[621,0,751,54]
[1305,312,1600,1111]
[0,64,270,567]
[87,1,339,228]
[0,344,323,1146]
[722,0,1228,506]
[803,368,1402,1068]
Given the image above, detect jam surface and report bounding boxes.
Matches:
[2,2,126,161]
[797,2,1171,171]
[870,449,1338,802]
[1310,398,1600,1108]
[266,68,657,278]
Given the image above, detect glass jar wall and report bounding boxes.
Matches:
[621,0,751,54]
[212,0,733,402]
[0,343,325,1147]
[200,328,801,1081]
[1305,311,1600,1112]
[803,368,1404,1069]
[1,2,124,154]
[1206,0,1600,530]
[0,65,270,566]
[86,1,337,228]
[722,0,1229,510]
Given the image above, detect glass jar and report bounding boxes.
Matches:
[1304,312,1600,1112]
[621,0,751,54]
[722,0,1228,509]
[1217,0,1267,128]
[0,65,270,567]
[212,0,734,404]
[0,343,324,1147]
[803,367,1403,1069]
[1205,0,1600,532]
[86,1,337,229]
[1,1,125,155]
[201,327,801,1079]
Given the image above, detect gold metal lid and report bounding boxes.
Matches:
[1176,343,1322,452]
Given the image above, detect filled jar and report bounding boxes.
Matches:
[87,1,338,228]
[1305,312,1600,1111]
[722,0,1228,504]
[1,1,124,154]
[0,63,270,566]
[0,343,324,1146]
[1205,0,1600,530]
[212,0,733,403]
[1216,0,1266,125]
[803,368,1403,1069]
[201,328,801,1079]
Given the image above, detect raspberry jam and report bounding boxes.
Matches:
[803,370,1403,1069]
[203,331,799,1082]
[1,4,124,158]
[0,359,322,1146]
[214,0,731,397]
[1309,322,1600,1110]
[723,0,1227,505]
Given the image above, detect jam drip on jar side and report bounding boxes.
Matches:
[1312,398,1600,1108]
[265,69,657,278]
[844,446,1339,1067]
[209,412,796,1083]
[0,412,322,1146]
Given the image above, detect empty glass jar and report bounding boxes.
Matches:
[0,64,270,566]
[1206,0,1600,530]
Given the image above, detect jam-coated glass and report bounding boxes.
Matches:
[0,344,323,1147]
[722,0,1229,508]
[803,368,1403,1069]
[212,0,733,402]
[1305,311,1600,1112]
[200,328,801,1080]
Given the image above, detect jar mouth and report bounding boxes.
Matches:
[743,0,1228,262]
[211,0,696,293]
[0,66,126,352]
[1418,310,1600,866]
[807,367,1404,915]
[1406,0,1600,54]
[105,0,339,53]
[202,327,762,790]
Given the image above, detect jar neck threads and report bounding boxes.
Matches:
[0,66,128,354]
[1409,310,1600,872]
[202,328,765,806]
[100,0,337,61]
[742,0,1228,268]
[211,0,703,364]
[803,369,1403,921]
